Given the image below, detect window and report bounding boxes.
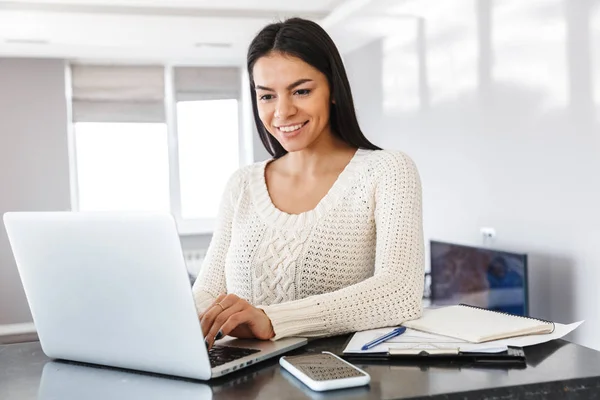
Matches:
[69,65,244,234]
[177,99,239,219]
[74,122,170,212]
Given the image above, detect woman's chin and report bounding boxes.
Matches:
[277,135,310,153]
[280,142,308,153]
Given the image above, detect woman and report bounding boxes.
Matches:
[193,17,424,349]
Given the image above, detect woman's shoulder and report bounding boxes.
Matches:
[231,161,262,179]
[222,159,269,192]
[360,150,421,197]
[360,148,419,174]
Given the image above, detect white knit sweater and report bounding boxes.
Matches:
[192,149,424,339]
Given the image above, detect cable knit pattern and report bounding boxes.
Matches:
[253,228,311,305]
[192,149,424,340]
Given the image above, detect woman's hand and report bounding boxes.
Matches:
[199,293,275,349]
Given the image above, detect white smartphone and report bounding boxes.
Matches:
[279,351,370,392]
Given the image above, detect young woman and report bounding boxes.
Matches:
[193,17,424,349]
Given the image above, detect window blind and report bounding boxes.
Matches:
[71,64,166,123]
[174,67,241,101]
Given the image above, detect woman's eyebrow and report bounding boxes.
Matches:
[255,78,314,92]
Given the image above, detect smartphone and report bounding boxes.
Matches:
[279,351,370,392]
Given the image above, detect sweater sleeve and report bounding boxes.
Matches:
[191,170,242,314]
[257,151,425,339]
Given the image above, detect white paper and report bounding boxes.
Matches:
[343,328,507,354]
[343,321,584,355]
[470,321,584,348]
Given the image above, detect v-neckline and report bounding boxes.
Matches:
[249,148,369,231]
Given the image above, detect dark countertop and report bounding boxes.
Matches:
[2,336,600,399]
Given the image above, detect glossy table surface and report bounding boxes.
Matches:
[2,336,600,399]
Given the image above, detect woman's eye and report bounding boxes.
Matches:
[295,89,311,96]
[259,94,274,101]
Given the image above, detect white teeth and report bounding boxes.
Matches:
[278,123,304,133]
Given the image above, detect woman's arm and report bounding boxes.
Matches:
[258,151,425,339]
[191,170,241,314]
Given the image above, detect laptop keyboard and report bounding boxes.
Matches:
[208,345,261,368]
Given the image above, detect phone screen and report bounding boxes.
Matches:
[283,354,366,381]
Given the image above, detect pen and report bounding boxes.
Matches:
[361,327,407,350]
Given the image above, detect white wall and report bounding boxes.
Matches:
[345,0,600,349]
[0,58,71,325]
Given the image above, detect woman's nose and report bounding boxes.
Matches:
[274,97,296,119]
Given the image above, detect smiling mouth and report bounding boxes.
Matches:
[276,121,308,134]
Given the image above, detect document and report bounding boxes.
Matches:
[343,328,508,354]
[343,321,583,355]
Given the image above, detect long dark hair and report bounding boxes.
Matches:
[246,17,381,158]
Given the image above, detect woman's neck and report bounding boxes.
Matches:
[279,134,357,177]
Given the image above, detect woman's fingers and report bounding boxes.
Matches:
[219,308,275,340]
[198,293,226,319]
[218,311,252,339]
[199,294,230,336]
[200,294,242,347]
[197,294,275,349]
[204,302,245,349]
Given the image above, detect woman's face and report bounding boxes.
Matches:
[252,52,333,153]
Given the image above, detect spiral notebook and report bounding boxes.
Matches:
[402,304,555,343]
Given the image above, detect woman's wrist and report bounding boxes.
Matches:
[259,308,275,339]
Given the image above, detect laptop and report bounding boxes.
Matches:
[2,211,307,380]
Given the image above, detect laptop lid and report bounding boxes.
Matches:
[3,211,213,380]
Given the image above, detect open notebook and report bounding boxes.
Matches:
[402,304,555,343]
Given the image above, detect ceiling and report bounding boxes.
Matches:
[0,0,409,65]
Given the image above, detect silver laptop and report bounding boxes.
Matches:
[3,211,306,380]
